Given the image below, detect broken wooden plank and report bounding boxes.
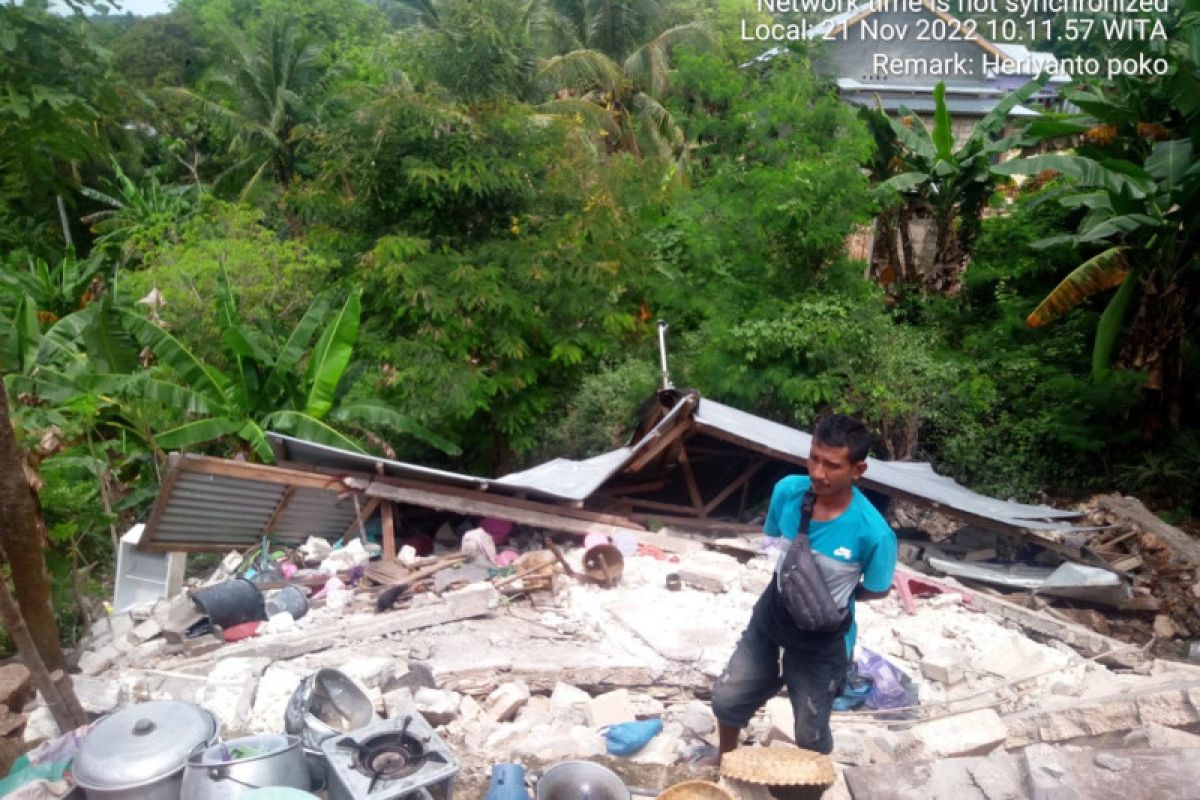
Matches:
[1095,494,1200,566]
[702,459,765,516]
[380,501,397,561]
[338,496,380,546]
[347,477,647,541]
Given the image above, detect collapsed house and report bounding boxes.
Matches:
[10,391,1200,799]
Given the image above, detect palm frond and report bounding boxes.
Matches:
[537,49,623,93]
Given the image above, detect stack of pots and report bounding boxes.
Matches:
[72,700,220,800]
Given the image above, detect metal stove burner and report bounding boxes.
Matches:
[341,732,427,788]
[322,713,460,800]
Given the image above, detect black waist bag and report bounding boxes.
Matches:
[778,491,851,633]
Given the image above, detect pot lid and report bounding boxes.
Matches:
[73,700,217,789]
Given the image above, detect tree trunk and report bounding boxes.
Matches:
[1117,268,1194,438]
[0,377,69,675]
[0,560,87,733]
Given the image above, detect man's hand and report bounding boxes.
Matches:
[760,535,786,555]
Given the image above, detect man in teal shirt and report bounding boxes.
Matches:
[710,415,897,760]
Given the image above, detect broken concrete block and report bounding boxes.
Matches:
[764,697,794,745]
[907,709,1007,758]
[111,634,137,655]
[247,662,306,733]
[337,656,395,690]
[1023,743,1073,799]
[587,688,636,729]
[107,612,135,640]
[0,664,32,710]
[831,725,896,767]
[549,681,591,725]
[414,687,461,727]
[132,618,162,642]
[677,551,739,593]
[201,656,270,733]
[967,754,1022,800]
[673,699,715,737]
[385,661,435,693]
[23,705,59,743]
[632,720,682,765]
[77,645,118,676]
[1004,681,1200,747]
[68,676,123,715]
[383,687,415,720]
[485,679,530,722]
[1124,722,1200,749]
[512,722,605,761]
[1154,614,1180,639]
[920,651,966,685]
[128,638,168,664]
[629,691,665,719]
[459,693,485,724]
[515,699,552,733]
[1093,751,1131,771]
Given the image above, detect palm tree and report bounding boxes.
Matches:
[535,18,711,160]
[171,16,330,198]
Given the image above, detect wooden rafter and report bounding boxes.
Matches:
[677,445,706,515]
[261,485,297,535]
[703,458,766,515]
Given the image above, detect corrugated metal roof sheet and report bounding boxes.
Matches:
[691,397,1081,531]
[269,434,490,492]
[142,455,360,550]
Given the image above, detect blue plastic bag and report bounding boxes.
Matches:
[604,718,663,755]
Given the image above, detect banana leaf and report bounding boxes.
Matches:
[122,309,229,401]
[303,289,361,419]
[266,293,330,402]
[155,416,243,450]
[1092,266,1139,378]
[263,410,365,452]
[994,154,1154,199]
[1026,246,1131,328]
[82,297,138,374]
[333,400,462,455]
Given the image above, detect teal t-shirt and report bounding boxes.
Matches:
[764,475,897,654]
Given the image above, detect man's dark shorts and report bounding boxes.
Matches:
[711,580,848,754]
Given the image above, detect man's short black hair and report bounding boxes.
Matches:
[813,414,872,463]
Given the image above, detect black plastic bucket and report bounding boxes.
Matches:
[265,585,309,620]
[190,578,267,628]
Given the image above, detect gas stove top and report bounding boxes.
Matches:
[321,713,459,800]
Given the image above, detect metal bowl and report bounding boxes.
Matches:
[535,761,630,800]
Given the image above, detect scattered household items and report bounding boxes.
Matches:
[320,713,460,800]
[582,544,624,587]
[286,668,380,752]
[264,585,309,621]
[852,647,918,711]
[656,781,734,800]
[718,747,837,788]
[484,763,531,800]
[72,700,219,800]
[604,718,663,756]
[181,733,308,799]
[534,761,630,800]
[190,578,267,629]
[112,524,185,613]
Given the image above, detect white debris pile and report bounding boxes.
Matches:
[34,534,1200,797]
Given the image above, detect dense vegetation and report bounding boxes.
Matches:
[2,0,1198,654]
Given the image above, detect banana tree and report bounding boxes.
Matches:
[122,271,460,461]
[993,5,1199,434]
[872,75,1050,295]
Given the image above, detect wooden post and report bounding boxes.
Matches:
[381,501,397,562]
[677,445,706,516]
[0,565,86,731]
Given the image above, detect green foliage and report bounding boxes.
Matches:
[122,200,328,360]
[688,282,958,460]
[529,356,660,462]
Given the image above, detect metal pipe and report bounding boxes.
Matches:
[657,319,672,390]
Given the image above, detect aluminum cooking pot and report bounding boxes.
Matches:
[535,761,631,800]
[284,668,378,751]
[182,733,309,800]
[72,700,219,800]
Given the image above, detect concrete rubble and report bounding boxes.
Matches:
[10,531,1200,798]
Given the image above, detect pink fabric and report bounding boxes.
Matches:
[481,517,514,546]
[496,550,520,567]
